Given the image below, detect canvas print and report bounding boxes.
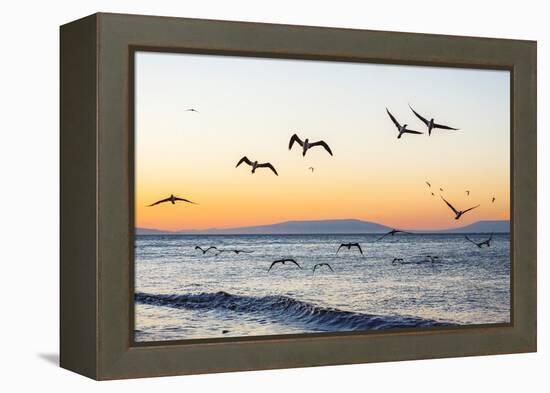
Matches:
[133,52,510,342]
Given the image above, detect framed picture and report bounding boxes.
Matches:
[60,13,537,380]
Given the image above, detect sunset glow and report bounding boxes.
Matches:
[135,52,510,232]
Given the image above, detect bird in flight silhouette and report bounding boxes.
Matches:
[289,134,333,156]
[441,196,480,220]
[408,104,459,136]
[376,229,412,241]
[386,108,423,139]
[148,194,197,206]
[267,258,302,272]
[337,243,363,255]
[465,234,493,248]
[236,156,278,176]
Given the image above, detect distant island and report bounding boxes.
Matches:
[433,220,509,234]
[136,219,509,235]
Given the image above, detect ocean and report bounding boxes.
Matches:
[134,233,510,342]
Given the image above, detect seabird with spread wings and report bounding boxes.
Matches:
[441,196,480,220]
[465,234,493,248]
[195,246,218,254]
[408,104,459,136]
[386,108,423,139]
[312,263,334,274]
[217,249,254,255]
[267,258,302,272]
[289,134,333,156]
[148,194,197,207]
[236,156,278,176]
[376,229,412,241]
[336,243,363,255]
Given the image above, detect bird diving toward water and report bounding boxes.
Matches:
[337,243,363,255]
[313,263,334,274]
[376,229,412,241]
[195,246,218,254]
[267,258,302,272]
[148,194,197,207]
[185,108,199,113]
[465,234,493,248]
[289,134,333,156]
[386,108,423,139]
[236,156,278,176]
[408,104,459,136]
[441,196,480,220]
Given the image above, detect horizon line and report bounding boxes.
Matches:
[136,217,510,234]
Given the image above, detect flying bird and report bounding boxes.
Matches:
[195,246,218,254]
[376,229,412,242]
[386,108,423,139]
[426,181,431,188]
[236,156,278,176]
[441,196,480,220]
[391,258,405,265]
[267,258,302,272]
[465,234,493,248]
[492,197,496,203]
[440,188,444,192]
[313,263,334,274]
[309,167,315,172]
[148,194,197,207]
[337,243,363,255]
[289,134,333,156]
[431,192,435,196]
[466,190,470,196]
[408,104,459,136]
[185,108,199,113]
[217,249,253,255]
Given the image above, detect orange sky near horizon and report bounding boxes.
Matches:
[134,52,510,232]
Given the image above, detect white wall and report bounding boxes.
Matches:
[0,0,546,391]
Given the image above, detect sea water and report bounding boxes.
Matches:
[135,233,510,342]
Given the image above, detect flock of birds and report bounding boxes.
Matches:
[145,131,334,209]
[147,105,496,210]
[144,105,499,275]
[423,181,496,219]
[193,246,337,274]
[386,105,459,138]
[192,247,335,275]
[194,246,253,255]
[234,133,333,176]
[190,223,495,275]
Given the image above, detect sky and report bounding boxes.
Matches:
[134,51,510,231]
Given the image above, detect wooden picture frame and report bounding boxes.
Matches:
[60,12,536,380]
